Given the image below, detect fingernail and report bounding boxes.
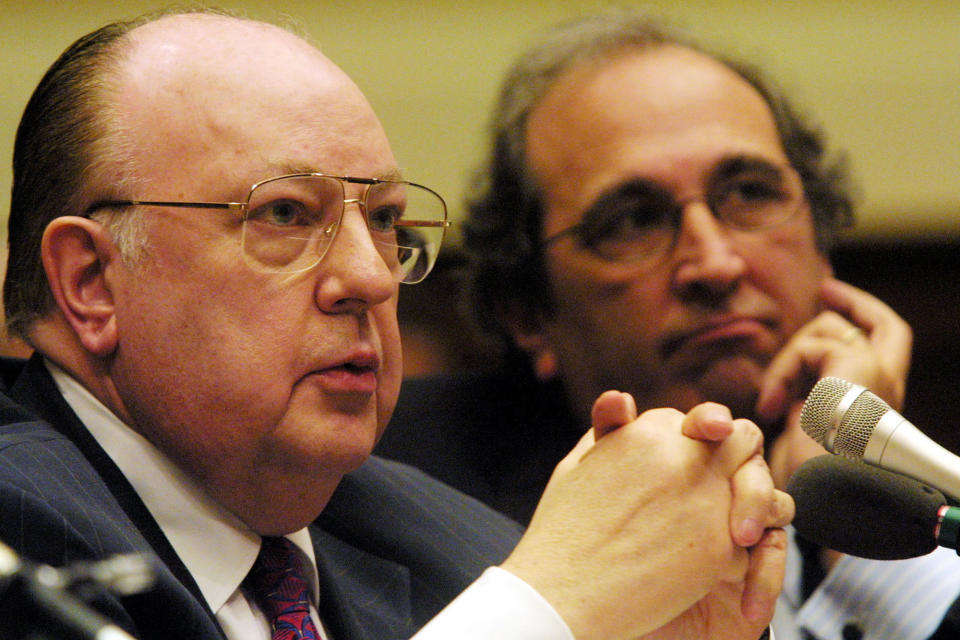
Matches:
[739,518,763,546]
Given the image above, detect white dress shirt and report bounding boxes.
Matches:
[774,526,960,640]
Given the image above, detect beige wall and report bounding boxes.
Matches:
[1,0,958,251]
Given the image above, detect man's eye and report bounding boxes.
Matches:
[578,181,674,243]
[730,178,784,203]
[368,205,401,233]
[713,165,790,208]
[248,200,311,226]
[580,193,670,246]
[586,206,659,242]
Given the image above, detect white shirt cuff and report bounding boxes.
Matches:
[412,566,574,640]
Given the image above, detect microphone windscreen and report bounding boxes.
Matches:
[799,376,851,445]
[787,454,943,559]
[801,376,890,460]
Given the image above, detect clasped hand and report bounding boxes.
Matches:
[501,391,793,640]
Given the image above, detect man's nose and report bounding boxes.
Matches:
[670,202,748,295]
[313,202,396,313]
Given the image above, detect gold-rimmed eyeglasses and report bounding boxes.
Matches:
[541,161,806,266]
[84,173,450,284]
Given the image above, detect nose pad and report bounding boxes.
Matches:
[322,220,338,240]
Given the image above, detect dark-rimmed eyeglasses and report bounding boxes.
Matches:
[84,173,450,284]
[541,161,806,266]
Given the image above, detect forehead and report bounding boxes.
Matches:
[526,45,787,214]
[108,15,396,194]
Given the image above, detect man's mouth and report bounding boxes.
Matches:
[663,316,772,360]
[307,355,380,394]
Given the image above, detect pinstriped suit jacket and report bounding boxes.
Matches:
[0,355,522,639]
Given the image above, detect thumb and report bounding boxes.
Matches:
[591,390,638,439]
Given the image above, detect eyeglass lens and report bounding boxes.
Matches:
[574,163,803,264]
[240,175,446,283]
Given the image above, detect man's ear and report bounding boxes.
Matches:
[41,217,120,357]
[499,301,560,381]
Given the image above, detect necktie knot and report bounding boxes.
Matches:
[245,536,322,640]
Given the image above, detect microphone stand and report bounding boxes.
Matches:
[0,544,152,640]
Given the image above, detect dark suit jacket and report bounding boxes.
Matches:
[0,355,522,639]
[376,366,583,526]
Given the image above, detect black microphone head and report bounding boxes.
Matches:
[800,376,891,461]
[787,454,943,559]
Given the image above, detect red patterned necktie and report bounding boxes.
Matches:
[245,536,323,640]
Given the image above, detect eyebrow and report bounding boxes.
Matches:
[591,177,666,204]
[580,153,790,211]
[711,155,788,180]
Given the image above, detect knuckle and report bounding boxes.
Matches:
[733,418,764,447]
[771,490,796,525]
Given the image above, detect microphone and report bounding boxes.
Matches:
[0,540,149,640]
[800,376,960,501]
[787,454,960,559]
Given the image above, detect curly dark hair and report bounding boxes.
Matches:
[463,10,854,346]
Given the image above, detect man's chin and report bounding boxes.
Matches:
[686,356,766,419]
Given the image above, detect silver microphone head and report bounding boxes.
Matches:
[800,376,891,461]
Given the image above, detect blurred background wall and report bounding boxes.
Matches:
[1,1,959,444]
[2,1,959,243]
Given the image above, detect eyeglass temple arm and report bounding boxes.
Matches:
[394,220,450,228]
[83,200,244,217]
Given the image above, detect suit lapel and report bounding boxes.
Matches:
[9,354,226,638]
[310,525,414,640]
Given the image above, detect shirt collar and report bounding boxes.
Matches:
[45,359,320,613]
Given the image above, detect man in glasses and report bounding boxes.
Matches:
[378,10,960,640]
[0,7,791,640]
